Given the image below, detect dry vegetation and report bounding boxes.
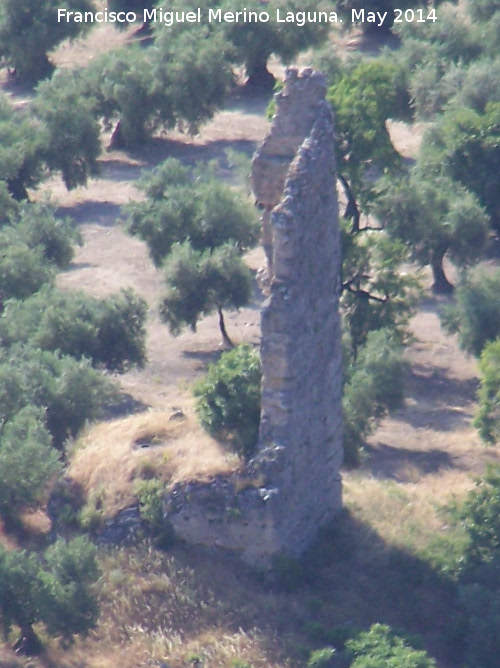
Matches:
[2,17,500,668]
[69,408,240,519]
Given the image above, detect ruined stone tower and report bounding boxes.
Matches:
[164,68,342,567]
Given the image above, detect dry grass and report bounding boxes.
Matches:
[343,472,472,561]
[68,404,240,517]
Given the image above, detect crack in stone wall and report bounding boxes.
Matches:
[163,68,342,567]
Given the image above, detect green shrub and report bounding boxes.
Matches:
[441,272,500,358]
[0,287,147,373]
[343,329,408,466]
[194,344,261,460]
[474,338,500,444]
[456,466,500,568]
[308,647,336,667]
[135,478,174,549]
[127,158,259,268]
[11,203,82,269]
[0,537,99,654]
[0,407,60,523]
[346,624,436,667]
[0,345,117,449]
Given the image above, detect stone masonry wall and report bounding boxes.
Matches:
[163,68,342,568]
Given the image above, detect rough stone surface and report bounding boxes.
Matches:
[163,68,343,568]
[252,67,330,276]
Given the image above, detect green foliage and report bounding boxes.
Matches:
[86,27,232,148]
[307,647,336,667]
[135,478,174,548]
[194,344,261,459]
[447,58,500,115]
[447,467,500,666]
[0,235,55,300]
[340,220,419,351]
[0,346,117,449]
[420,103,500,233]
[0,0,94,82]
[33,71,102,190]
[440,271,500,358]
[375,173,489,293]
[346,624,436,667]
[343,329,408,466]
[0,202,81,300]
[11,203,82,269]
[0,96,44,200]
[456,466,500,567]
[39,537,100,641]
[220,0,330,85]
[135,478,164,533]
[467,0,500,22]
[0,79,100,198]
[159,242,253,343]
[475,338,500,444]
[127,158,259,267]
[0,538,99,652]
[327,60,409,225]
[0,407,60,522]
[0,287,147,373]
[152,26,233,133]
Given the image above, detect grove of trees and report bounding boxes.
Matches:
[1,0,500,664]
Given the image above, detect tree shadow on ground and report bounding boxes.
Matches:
[362,442,458,481]
[152,509,462,668]
[102,392,149,419]
[400,365,479,432]
[57,200,123,227]
[119,137,258,178]
[182,348,223,367]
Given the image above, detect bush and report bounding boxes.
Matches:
[444,467,500,666]
[127,158,259,267]
[346,624,436,667]
[343,329,408,466]
[474,338,500,444]
[440,271,500,358]
[308,647,336,667]
[0,287,147,373]
[456,466,500,568]
[0,537,100,654]
[194,344,261,460]
[135,478,174,549]
[11,203,82,269]
[0,236,54,300]
[0,346,117,449]
[0,407,60,523]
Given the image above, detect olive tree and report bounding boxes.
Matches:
[419,103,500,234]
[160,242,253,347]
[127,158,259,266]
[220,0,330,87]
[440,271,500,357]
[0,538,99,655]
[0,0,94,82]
[0,407,60,524]
[375,174,489,293]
